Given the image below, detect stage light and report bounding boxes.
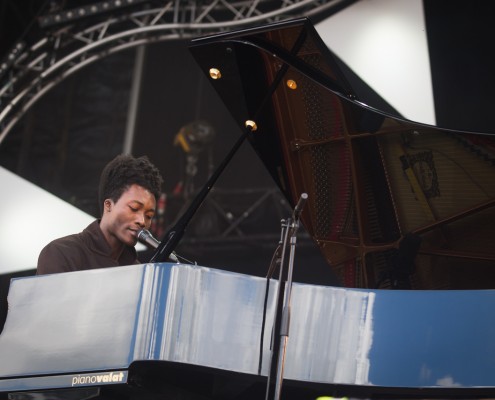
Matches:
[174,120,216,154]
[316,397,348,400]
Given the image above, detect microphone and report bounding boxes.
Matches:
[292,193,308,221]
[137,229,179,263]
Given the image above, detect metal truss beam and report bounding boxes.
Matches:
[0,0,353,145]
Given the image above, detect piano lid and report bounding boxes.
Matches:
[189,18,495,290]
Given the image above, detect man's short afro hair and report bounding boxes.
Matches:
[98,154,163,215]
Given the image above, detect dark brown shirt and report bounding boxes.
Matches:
[36,220,139,275]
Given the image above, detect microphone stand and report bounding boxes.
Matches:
[265,193,307,400]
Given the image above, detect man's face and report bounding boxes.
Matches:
[102,184,156,248]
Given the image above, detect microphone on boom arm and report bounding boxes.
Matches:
[292,192,308,221]
[137,229,179,263]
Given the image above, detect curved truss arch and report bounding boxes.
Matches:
[0,0,353,144]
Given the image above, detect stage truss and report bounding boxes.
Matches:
[0,0,353,146]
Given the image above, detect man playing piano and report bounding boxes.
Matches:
[36,154,163,275]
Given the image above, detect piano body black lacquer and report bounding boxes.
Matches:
[2,18,495,400]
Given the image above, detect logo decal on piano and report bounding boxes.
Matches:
[71,370,127,386]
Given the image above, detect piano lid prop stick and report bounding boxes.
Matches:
[149,120,258,263]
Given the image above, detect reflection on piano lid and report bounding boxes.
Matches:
[189,17,495,290]
[2,263,495,399]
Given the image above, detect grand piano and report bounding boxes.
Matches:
[1,18,495,399]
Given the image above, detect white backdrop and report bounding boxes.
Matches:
[316,0,435,125]
[0,166,94,273]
